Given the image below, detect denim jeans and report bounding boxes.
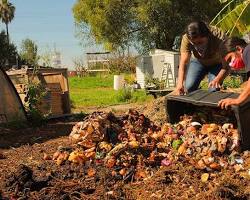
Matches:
[185,58,222,93]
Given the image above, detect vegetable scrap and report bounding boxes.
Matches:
[48,110,248,181]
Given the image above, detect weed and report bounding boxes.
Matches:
[200,75,242,90]
[223,76,242,89]
[25,82,48,127]
[116,88,132,102]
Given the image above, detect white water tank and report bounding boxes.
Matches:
[114,75,125,90]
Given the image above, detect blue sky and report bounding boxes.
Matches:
[0,0,101,69]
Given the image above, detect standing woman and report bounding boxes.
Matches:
[174,21,230,95]
[218,37,250,109]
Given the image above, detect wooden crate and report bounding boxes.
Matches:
[6,68,71,117]
[14,84,27,93]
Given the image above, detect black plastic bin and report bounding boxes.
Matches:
[166,90,250,150]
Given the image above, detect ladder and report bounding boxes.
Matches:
[160,62,175,88]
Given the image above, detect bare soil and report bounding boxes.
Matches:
[0,98,249,200]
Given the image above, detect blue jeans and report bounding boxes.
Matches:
[185,58,222,93]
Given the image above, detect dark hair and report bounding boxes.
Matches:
[186,21,210,40]
[221,37,247,55]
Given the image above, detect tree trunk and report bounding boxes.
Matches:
[6,23,9,46]
[5,23,9,67]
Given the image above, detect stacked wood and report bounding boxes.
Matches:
[37,83,63,115]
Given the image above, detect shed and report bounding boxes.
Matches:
[136,49,180,89]
[6,68,71,117]
[0,67,27,123]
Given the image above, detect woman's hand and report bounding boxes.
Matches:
[172,85,185,95]
[208,78,221,89]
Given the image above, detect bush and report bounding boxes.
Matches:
[116,88,132,102]
[25,82,48,126]
[145,75,166,89]
[223,76,242,88]
[109,55,137,74]
[124,74,136,85]
[116,87,151,104]
[200,75,242,90]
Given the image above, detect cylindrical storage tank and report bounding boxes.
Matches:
[114,75,125,90]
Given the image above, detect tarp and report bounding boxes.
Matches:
[0,67,27,123]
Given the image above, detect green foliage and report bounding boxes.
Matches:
[26,83,47,110]
[0,0,15,25]
[172,139,183,150]
[200,79,209,89]
[108,55,137,74]
[25,82,48,126]
[124,73,136,85]
[200,75,242,89]
[116,88,132,102]
[20,38,39,67]
[116,87,149,103]
[144,74,166,89]
[223,75,242,88]
[0,0,15,45]
[73,0,136,51]
[0,30,17,68]
[210,0,250,36]
[72,0,222,52]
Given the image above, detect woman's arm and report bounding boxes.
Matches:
[173,52,191,95]
[209,58,230,88]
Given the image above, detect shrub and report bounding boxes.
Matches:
[25,82,49,126]
[116,88,132,102]
[223,76,242,88]
[200,75,242,90]
[109,55,137,74]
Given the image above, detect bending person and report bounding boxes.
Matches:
[218,37,250,109]
[174,21,230,95]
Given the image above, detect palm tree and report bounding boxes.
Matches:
[210,0,250,37]
[0,0,15,46]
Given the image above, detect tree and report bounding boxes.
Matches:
[20,38,39,67]
[73,0,136,51]
[0,30,17,69]
[210,0,250,37]
[72,0,222,53]
[0,0,15,46]
[73,56,86,77]
[40,45,52,67]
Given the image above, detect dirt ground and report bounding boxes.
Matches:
[0,97,249,200]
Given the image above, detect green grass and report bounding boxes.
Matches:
[69,75,113,89]
[69,74,152,109]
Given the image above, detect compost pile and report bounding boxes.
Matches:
[51,110,248,175]
[2,110,250,199]
[140,96,167,125]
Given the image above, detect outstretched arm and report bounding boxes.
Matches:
[218,78,250,109]
[173,52,191,95]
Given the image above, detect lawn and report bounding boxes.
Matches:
[69,74,152,109]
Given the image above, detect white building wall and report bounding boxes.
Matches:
[136,50,180,89]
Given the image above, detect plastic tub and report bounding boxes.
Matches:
[114,75,124,90]
[166,90,250,150]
